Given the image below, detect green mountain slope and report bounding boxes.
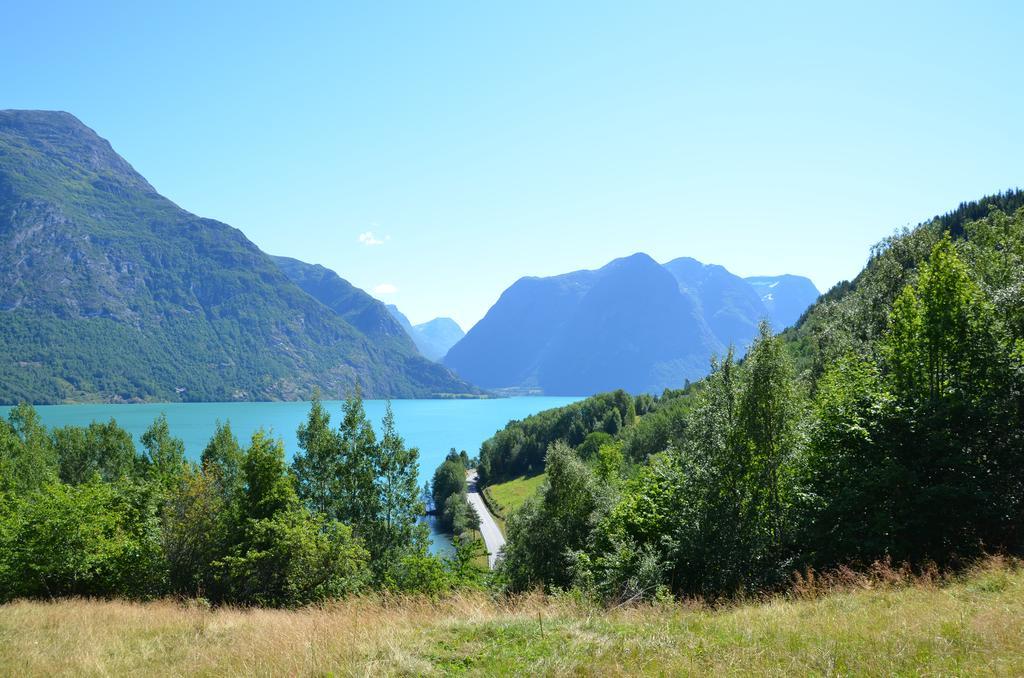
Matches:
[781,188,1024,379]
[0,110,478,403]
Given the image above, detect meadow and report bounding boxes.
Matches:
[2,558,1020,676]
[481,473,547,533]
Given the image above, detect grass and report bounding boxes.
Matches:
[1,559,1022,676]
[482,473,546,533]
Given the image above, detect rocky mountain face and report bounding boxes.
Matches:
[443,253,818,395]
[0,110,478,403]
[745,275,821,329]
[386,305,465,361]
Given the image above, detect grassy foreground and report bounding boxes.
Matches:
[482,473,546,533]
[1,559,1021,676]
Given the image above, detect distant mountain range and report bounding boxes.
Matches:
[0,110,478,403]
[385,306,465,361]
[443,254,818,395]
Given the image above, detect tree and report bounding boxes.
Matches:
[241,430,296,522]
[0,404,56,494]
[738,321,801,550]
[215,430,369,606]
[431,454,467,533]
[796,354,901,566]
[577,431,613,460]
[374,402,428,568]
[141,414,187,494]
[162,464,230,597]
[292,393,342,516]
[200,421,245,503]
[335,389,380,532]
[594,440,624,485]
[500,442,610,591]
[53,420,138,485]
[881,236,1009,561]
[602,407,623,435]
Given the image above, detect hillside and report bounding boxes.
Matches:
[444,253,817,395]
[0,110,478,403]
[387,305,466,361]
[271,255,417,354]
[780,188,1024,378]
[1,560,1020,675]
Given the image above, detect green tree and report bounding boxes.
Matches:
[375,402,428,568]
[162,464,230,597]
[500,442,611,591]
[200,420,245,502]
[431,453,467,533]
[140,414,187,494]
[292,393,341,516]
[0,404,56,494]
[594,440,624,485]
[738,321,802,550]
[241,430,296,522]
[881,236,1009,561]
[53,420,138,485]
[796,354,901,566]
[335,389,380,532]
[215,430,369,606]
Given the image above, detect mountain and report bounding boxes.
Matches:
[386,305,465,361]
[0,110,478,403]
[662,257,767,352]
[271,256,416,354]
[444,253,725,394]
[444,254,819,395]
[411,318,465,361]
[745,275,820,330]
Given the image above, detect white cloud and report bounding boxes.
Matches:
[357,230,389,246]
[373,283,398,295]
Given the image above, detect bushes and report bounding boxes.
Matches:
[0,481,167,601]
[215,509,368,607]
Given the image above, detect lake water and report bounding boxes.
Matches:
[0,397,580,554]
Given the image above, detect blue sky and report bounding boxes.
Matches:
[3,1,1022,329]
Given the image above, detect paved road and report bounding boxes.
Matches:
[466,470,505,569]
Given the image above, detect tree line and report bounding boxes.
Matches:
[490,203,1023,601]
[0,391,484,606]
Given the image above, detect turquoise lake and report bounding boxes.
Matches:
[0,397,580,553]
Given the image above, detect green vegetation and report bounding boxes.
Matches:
[0,393,485,605]
[2,186,1022,673]
[476,193,1023,603]
[429,449,480,539]
[477,389,636,484]
[1,559,1021,675]
[482,473,547,531]
[483,475,548,522]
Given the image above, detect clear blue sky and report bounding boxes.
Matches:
[3,1,1022,329]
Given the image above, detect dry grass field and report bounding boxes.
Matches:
[1,558,1022,676]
